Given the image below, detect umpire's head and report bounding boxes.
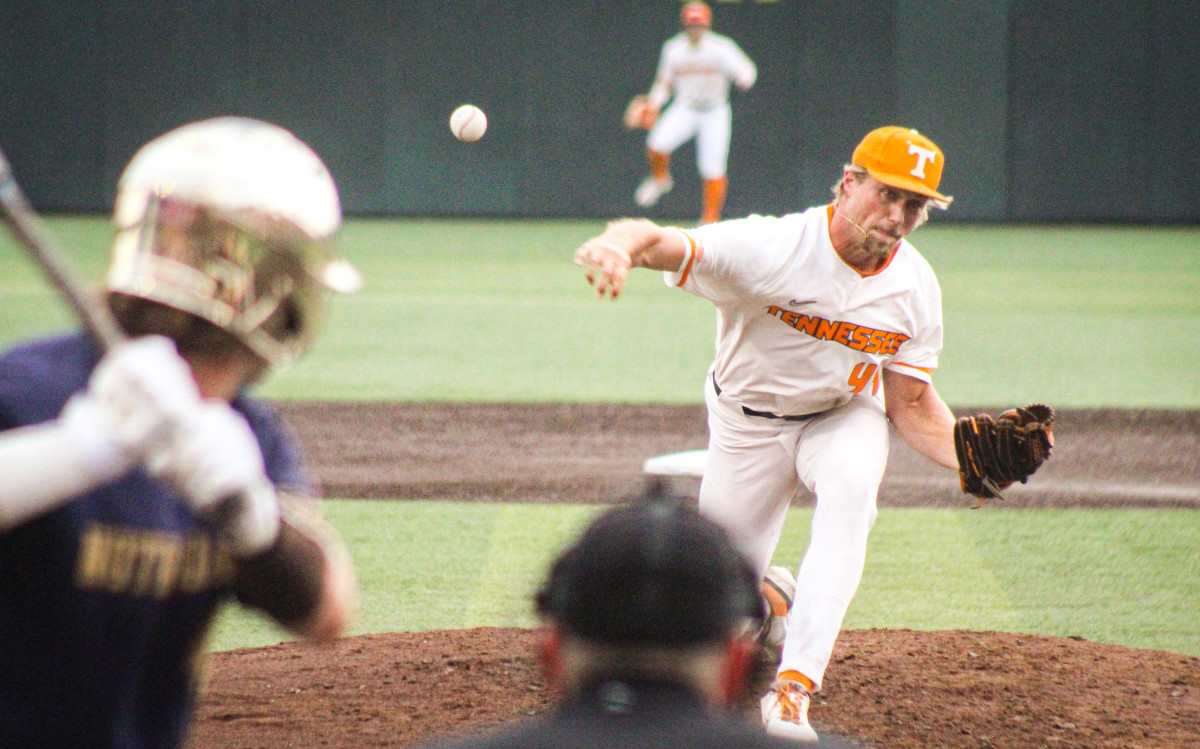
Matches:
[534,485,763,705]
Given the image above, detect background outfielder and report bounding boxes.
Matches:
[0,117,359,748]
[627,1,756,225]
[575,126,1053,743]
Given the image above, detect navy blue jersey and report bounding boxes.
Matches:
[0,332,311,749]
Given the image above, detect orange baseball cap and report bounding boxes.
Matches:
[681,1,712,27]
[852,126,952,204]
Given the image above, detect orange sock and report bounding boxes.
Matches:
[701,176,727,224]
[778,669,814,692]
[648,150,670,181]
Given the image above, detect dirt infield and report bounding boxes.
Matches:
[187,404,1200,749]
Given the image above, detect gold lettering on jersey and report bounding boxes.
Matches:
[75,523,234,599]
[766,306,909,355]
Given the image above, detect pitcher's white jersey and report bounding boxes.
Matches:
[648,31,757,110]
[664,205,943,417]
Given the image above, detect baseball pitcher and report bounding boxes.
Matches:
[575,126,1053,742]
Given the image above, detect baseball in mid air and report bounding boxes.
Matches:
[449,105,487,142]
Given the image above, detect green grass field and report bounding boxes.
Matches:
[209,502,1200,657]
[2,216,1198,656]
[4,217,1199,407]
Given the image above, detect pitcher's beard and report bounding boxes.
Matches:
[861,232,897,261]
[836,207,899,263]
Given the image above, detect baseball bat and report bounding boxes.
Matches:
[0,148,125,351]
[0,147,251,524]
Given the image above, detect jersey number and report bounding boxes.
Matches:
[848,363,881,395]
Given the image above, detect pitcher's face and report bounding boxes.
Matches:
[839,173,929,258]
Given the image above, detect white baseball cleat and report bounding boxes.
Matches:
[761,679,819,743]
[759,565,795,654]
[634,176,673,207]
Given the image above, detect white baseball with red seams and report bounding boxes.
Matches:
[449,105,487,142]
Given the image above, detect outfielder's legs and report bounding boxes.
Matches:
[701,177,727,224]
[635,150,674,208]
[696,105,732,224]
[648,149,671,182]
[781,398,889,691]
[637,105,701,208]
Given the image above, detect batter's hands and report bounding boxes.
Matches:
[61,335,201,479]
[574,238,633,300]
[150,401,281,557]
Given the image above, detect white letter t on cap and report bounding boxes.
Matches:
[908,144,937,178]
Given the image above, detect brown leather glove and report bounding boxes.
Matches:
[954,404,1055,507]
[623,95,659,130]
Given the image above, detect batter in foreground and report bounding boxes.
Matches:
[574,126,1052,742]
[0,117,359,748]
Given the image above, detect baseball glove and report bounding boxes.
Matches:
[954,404,1055,507]
[623,95,658,130]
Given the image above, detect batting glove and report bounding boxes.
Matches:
[62,335,201,481]
[150,401,281,558]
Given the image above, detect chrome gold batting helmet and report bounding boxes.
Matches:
[108,116,361,367]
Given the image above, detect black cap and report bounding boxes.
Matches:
[535,486,763,645]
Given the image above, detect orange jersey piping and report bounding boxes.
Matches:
[673,229,699,287]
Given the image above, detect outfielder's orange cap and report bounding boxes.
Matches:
[681,1,712,27]
[852,126,952,205]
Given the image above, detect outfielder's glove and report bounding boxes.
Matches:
[954,404,1054,507]
[623,95,658,130]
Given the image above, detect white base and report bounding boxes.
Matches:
[642,448,708,477]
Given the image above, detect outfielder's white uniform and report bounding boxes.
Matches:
[664,204,943,689]
[647,30,757,179]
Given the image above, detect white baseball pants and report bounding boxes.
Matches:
[646,102,733,179]
[699,373,889,690]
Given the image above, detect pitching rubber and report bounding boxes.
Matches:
[642,448,707,477]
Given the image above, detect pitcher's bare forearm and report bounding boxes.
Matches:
[573,219,687,299]
[883,369,958,469]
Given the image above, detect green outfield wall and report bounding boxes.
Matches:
[1,0,1197,222]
